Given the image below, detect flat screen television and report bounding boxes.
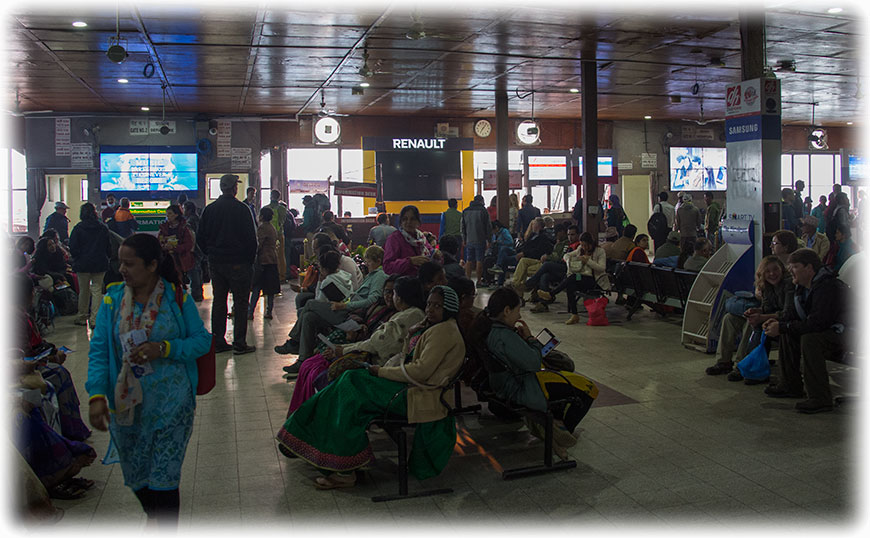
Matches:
[524,150,570,184]
[100,145,199,194]
[577,156,614,177]
[845,153,866,184]
[377,150,461,201]
[669,146,727,191]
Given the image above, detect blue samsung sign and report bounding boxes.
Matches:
[726,115,781,143]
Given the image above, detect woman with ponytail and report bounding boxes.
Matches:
[85,233,211,527]
[470,287,598,459]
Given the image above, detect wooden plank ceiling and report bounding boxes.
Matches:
[3,2,863,126]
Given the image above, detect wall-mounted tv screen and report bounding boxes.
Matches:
[669,146,727,191]
[100,146,199,192]
[377,150,461,201]
[846,154,866,184]
[577,156,614,177]
[524,150,570,184]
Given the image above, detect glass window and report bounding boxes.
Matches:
[3,149,29,233]
[809,154,835,203]
[287,148,338,216]
[781,154,793,189]
[339,149,364,217]
[792,154,809,191]
[12,190,27,233]
[81,179,88,201]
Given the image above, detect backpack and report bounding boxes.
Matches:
[647,204,669,238]
[34,287,56,335]
[51,286,78,316]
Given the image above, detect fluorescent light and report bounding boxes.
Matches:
[118,78,129,84]
[827,7,843,14]
[72,21,88,28]
[359,82,370,88]
[644,115,652,120]
[569,88,579,93]
[847,121,853,125]
[141,106,150,111]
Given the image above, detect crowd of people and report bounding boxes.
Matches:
[9,178,860,524]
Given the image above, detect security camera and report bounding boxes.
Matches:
[159,125,171,135]
[208,127,218,136]
[106,44,128,64]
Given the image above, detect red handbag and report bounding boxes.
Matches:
[174,284,216,395]
[584,297,610,326]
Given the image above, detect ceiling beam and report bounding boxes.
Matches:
[239,5,268,114]
[130,5,179,111]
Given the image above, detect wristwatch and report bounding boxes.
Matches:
[159,340,168,358]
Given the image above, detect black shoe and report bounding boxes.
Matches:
[214,341,233,353]
[795,399,834,414]
[274,340,300,355]
[705,362,733,376]
[744,376,770,386]
[283,362,301,377]
[233,344,256,355]
[764,385,805,399]
[726,370,744,382]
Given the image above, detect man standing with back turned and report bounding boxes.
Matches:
[197,174,258,355]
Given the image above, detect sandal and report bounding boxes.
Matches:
[68,477,95,490]
[313,473,356,490]
[49,481,85,500]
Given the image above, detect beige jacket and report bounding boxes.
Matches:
[256,222,279,265]
[802,231,831,260]
[378,319,465,423]
[563,245,610,290]
[342,307,426,364]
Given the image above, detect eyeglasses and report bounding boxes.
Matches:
[770,241,781,246]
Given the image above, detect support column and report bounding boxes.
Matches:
[495,89,509,225]
[581,60,599,236]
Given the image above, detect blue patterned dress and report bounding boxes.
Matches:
[108,298,195,491]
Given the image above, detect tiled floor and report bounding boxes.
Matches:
[33,284,860,529]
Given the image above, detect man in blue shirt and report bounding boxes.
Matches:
[44,201,70,244]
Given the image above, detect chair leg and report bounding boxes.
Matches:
[453,383,482,415]
[501,411,577,480]
[370,426,454,502]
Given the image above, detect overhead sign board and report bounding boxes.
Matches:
[362,137,474,151]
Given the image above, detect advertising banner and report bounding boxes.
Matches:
[333,181,378,197]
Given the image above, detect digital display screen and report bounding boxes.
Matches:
[377,150,461,201]
[527,154,569,183]
[577,156,615,177]
[848,155,866,181]
[100,147,198,192]
[669,147,727,191]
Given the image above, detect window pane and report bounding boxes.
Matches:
[260,151,271,190]
[810,154,835,202]
[835,154,842,184]
[340,150,364,182]
[792,154,809,190]
[81,179,88,201]
[781,154,792,188]
[288,148,339,212]
[12,149,27,189]
[12,190,27,233]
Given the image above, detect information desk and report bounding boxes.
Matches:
[128,200,170,233]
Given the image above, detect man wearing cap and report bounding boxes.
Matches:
[197,174,258,355]
[654,231,682,261]
[44,201,70,244]
[601,226,620,259]
[800,215,830,260]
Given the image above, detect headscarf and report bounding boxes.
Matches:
[432,285,460,315]
[608,194,622,208]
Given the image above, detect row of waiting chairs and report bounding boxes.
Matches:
[610,261,699,320]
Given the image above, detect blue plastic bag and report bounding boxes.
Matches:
[737,333,770,380]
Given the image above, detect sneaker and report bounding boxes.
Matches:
[530,303,549,313]
[233,344,256,355]
[274,340,300,355]
[705,362,733,376]
[764,385,805,399]
[726,370,744,382]
[565,314,580,325]
[487,266,504,274]
[283,362,301,377]
[795,399,834,414]
[537,290,553,302]
[214,341,233,353]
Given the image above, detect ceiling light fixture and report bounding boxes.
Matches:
[569,88,579,93]
[141,106,150,111]
[644,115,652,120]
[72,21,88,28]
[847,121,853,125]
[359,82,370,88]
[118,78,129,84]
[827,7,843,14]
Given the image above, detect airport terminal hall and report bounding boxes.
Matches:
[5,0,869,531]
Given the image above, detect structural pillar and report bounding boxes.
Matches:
[580,60,599,235]
[495,89,510,225]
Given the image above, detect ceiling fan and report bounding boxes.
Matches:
[357,44,393,79]
[317,90,348,118]
[404,10,463,40]
[682,97,723,126]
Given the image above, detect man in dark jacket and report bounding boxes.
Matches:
[762,248,849,413]
[517,194,541,237]
[44,201,70,244]
[197,174,258,355]
[461,194,492,284]
[68,202,111,326]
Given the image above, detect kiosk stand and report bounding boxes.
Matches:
[681,219,755,353]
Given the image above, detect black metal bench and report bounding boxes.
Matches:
[612,261,698,320]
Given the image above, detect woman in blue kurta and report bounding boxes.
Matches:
[86,233,211,526]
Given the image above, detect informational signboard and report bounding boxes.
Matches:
[332,181,378,197]
[149,120,176,135]
[231,147,252,170]
[130,119,149,136]
[70,143,93,168]
[641,152,657,169]
[288,180,329,194]
[217,120,232,157]
[482,169,523,189]
[55,118,70,156]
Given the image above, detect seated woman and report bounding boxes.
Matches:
[286,275,425,412]
[282,247,385,373]
[507,218,555,292]
[418,260,448,294]
[486,220,517,287]
[276,285,465,489]
[32,234,74,291]
[824,224,857,272]
[470,287,598,459]
[627,234,651,263]
[705,255,791,380]
[537,232,610,323]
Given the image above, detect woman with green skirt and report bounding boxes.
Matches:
[276,285,466,489]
